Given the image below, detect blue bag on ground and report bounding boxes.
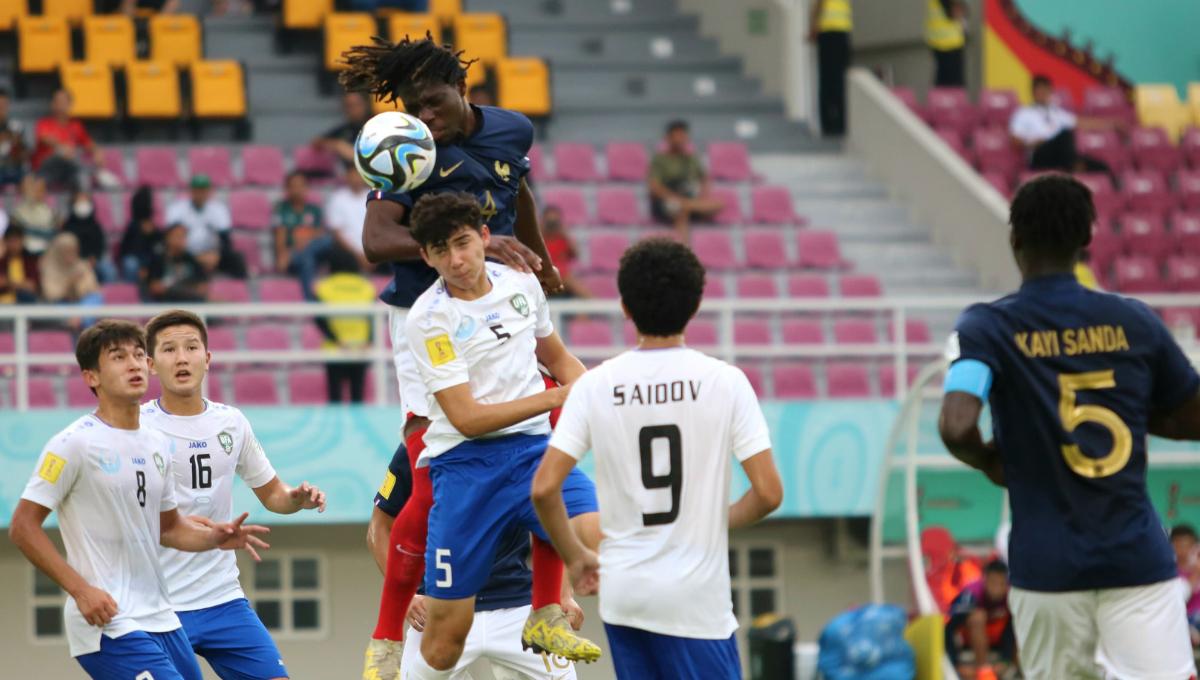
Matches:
[817,604,915,680]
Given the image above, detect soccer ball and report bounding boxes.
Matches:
[353,111,436,193]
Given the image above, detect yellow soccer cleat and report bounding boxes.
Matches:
[362,638,403,680]
[521,604,603,663]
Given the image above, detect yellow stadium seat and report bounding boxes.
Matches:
[1188,83,1200,128]
[389,12,440,45]
[429,0,461,23]
[60,62,116,119]
[284,0,333,29]
[127,61,181,119]
[497,57,550,116]
[0,0,26,32]
[191,60,247,119]
[84,15,136,68]
[453,13,506,65]
[1135,83,1188,142]
[324,13,376,72]
[372,95,406,114]
[18,17,70,74]
[42,0,90,25]
[150,15,202,66]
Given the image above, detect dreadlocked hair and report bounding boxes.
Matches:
[338,33,477,105]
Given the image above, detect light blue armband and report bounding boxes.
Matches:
[944,359,993,400]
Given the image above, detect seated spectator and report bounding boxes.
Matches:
[1171,524,1200,646]
[145,224,208,302]
[324,162,371,269]
[10,174,57,256]
[165,174,246,278]
[40,232,103,329]
[311,92,371,167]
[32,89,119,191]
[118,186,162,283]
[0,87,27,188]
[272,171,323,273]
[62,190,115,283]
[541,205,590,298]
[648,119,725,240]
[944,560,1015,680]
[0,224,40,303]
[314,246,376,403]
[1009,75,1118,175]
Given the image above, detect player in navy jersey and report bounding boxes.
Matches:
[939,174,1200,680]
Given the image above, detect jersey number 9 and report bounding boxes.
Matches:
[1058,370,1133,478]
[639,425,683,526]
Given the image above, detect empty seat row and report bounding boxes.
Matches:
[577,228,845,272]
[326,12,506,72]
[1089,211,1200,266]
[541,184,802,227]
[1106,254,1200,294]
[2,0,181,28]
[531,141,758,184]
[283,0,463,30]
[741,361,927,400]
[61,60,247,121]
[566,316,932,349]
[370,56,550,117]
[17,14,203,74]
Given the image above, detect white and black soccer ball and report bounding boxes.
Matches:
[353,111,436,193]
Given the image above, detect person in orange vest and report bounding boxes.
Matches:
[945,560,1017,680]
[808,0,852,136]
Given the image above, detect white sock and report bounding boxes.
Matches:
[403,647,455,680]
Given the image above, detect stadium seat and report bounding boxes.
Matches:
[283,0,332,28]
[1190,83,1200,128]
[1113,255,1164,293]
[127,61,182,119]
[605,142,649,182]
[233,371,280,406]
[736,273,779,298]
[1121,169,1175,215]
[879,364,923,398]
[1173,211,1200,251]
[246,324,291,352]
[18,17,70,74]
[826,362,872,398]
[540,187,589,226]
[707,186,744,225]
[206,326,238,352]
[1076,129,1129,173]
[595,187,644,225]
[707,142,754,183]
[553,143,599,182]
[324,13,375,72]
[150,14,202,66]
[971,127,1021,181]
[527,143,548,181]
[101,148,129,187]
[1082,86,1135,126]
[787,273,830,298]
[685,318,718,347]
[739,364,766,397]
[889,86,927,121]
[1135,84,1188,141]
[781,318,824,345]
[584,232,630,272]
[232,234,265,275]
[242,145,286,186]
[29,330,73,374]
[388,12,440,44]
[187,147,234,188]
[773,363,817,399]
[833,319,877,344]
[67,377,96,408]
[42,0,89,24]
[83,15,135,68]
[743,228,789,269]
[840,274,883,298]
[935,128,970,163]
[135,147,182,189]
[497,58,550,117]
[1161,308,1200,334]
[92,193,117,233]
[191,61,247,119]
[886,319,933,344]
[288,369,328,405]
[1053,86,1078,112]
[749,185,799,225]
[1179,128,1200,171]
[453,13,506,65]
[209,279,250,303]
[734,318,772,345]
[1177,170,1200,211]
[1073,173,1124,217]
[703,276,727,299]
[1088,223,1121,275]
[101,282,138,304]
[258,278,304,303]
[978,89,1019,127]
[299,324,325,350]
[428,0,462,22]
[292,145,339,180]
[981,171,1010,197]
[1120,212,1171,261]
[60,62,117,119]
[0,1,25,32]
[1129,126,1181,174]
[229,190,272,230]
[26,377,59,408]
[926,87,976,136]
[796,230,845,269]
[567,318,614,347]
[578,273,617,299]
[692,230,738,270]
[1167,256,1200,292]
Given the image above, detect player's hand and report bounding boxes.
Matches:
[562,595,585,630]
[73,585,118,627]
[538,265,565,296]
[290,482,327,513]
[567,548,600,597]
[187,514,217,528]
[406,594,428,632]
[485,234,542,274]
[212,512,272,561]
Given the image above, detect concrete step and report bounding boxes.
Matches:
[552,71,762,102]
[842,242,959,270]
[516,30,721,63]
[471,0,682,25]
[545,112,812,150]
[553,97,784,114]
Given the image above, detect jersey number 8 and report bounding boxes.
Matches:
[1058,370,1133,478]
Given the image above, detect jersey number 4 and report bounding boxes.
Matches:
[639,425,683,526]
[1058,370,1132,478]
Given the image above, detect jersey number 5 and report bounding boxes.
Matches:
[1058,370,1132,478]
[639,425,683,526]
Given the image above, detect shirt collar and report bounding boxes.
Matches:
[1019,272,1080,292]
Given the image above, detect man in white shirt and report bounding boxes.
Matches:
[8,319,269,680]
[1009,75,1117,174]
[531,239,784,680]
[141,309,327,680]
[324,162,371,266]
[165,174,247,278]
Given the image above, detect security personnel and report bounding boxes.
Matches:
[927,0,967,87]
[808,0,852,136]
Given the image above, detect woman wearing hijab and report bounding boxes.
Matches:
[61,189,114,282]
[117,185,161,283]
[40,232,103,329]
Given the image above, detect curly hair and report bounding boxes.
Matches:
[618,238,707,337]
[1010,173,1094,262]
[409,192,483,249]
[338,33,476,106]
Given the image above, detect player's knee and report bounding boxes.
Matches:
[420,631,467,670]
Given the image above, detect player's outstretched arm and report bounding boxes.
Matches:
[729,449,784,530]
[535,331,586,386]
[1150,390,1200,441]
[362,199,422,264]
[252,477,327,515]
[531,447,599,596]
[434,382,568,438]
[160,509,271,561]
[514,179,563,294]
[939,392,1005,486]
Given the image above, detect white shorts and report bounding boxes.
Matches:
[1009,578,1196,680]
[401,604,577,680]
[390,306,431,419]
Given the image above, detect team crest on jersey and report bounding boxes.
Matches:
[97,451,121,475]
[153,452,165,476]
[454,316,478,341]
[510,294,530,317]
[494,160,511,181]
[218,431,235,455]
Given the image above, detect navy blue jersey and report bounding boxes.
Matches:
[951,274,1199,592]
[371,105,533,308]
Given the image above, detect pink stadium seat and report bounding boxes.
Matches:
[926,87,976,136]
[229,190,272,230]
[540,187,589,226]
[292,145,338,180]
[979,89,1019,127]
[242,145,286,187]
[300,324,325,350]
[773,363,817,399]
[578,273,618,299]
[707,142,754,183]
[93,192,117,233]
[187,146,234,187]
[1121,170,1174,216]
[1161,308,1200,332]
[1076,129,1129,173]
[692,230,738,270]
[101,282,139,304]
[622,321,638,346]
[246,324,291,351]
[981,171,1010,197]
[840,274,882,298]
[1088,224,1121,275]
[67,377,96,408]
[707,186,744,225]
[890,86,928,121]
[585,232,630,272]
[826,362,872,398]
[787,273,830,298]
[527,143,548,181]
[1120,212,1170,260]
[750,185,799,225]
[206,326,237,352]
[101,148,129,187]
[1130,127,1181,174]
[886,318,933,344]
[972,127,1021,180]
[879,363,923,398]
[1113,255,1164,293]
[796,230,845,269]
[703,275,727,298]
[135,147,182,189]
[205,372,226,403]
[0,331,14,355]
[685,318,718,347]
[1168,256,1200,292]
[288,369,327,405]
[29,330,73,374]
[1182,129,1200,169]
[935,128,971,163]
[782,318,824,345]
[232,371,279,405]
[833,319,877,344]
[1082,86,1134,126]
[26,377,58,408]
[553,143,599,182]
[567,318,614,347]
[1074,173,1124,216]
[595,186,644,225]
[736,273,779,298]
[1053,86,1077,112]
[605,142,649,182]
[1173,211,1200,251]
[209,278,250,303]
[232,234,264,276]
[734,318,772,345]
[258,278,304,303]
[738,363,766,397]
[1177,170,1200,211]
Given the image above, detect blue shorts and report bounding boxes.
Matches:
[604,623,741,680]
[425,433,598,599]
[77,627,203,680]
[177,598,289,680]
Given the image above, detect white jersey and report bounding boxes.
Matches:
[141,400,276,611]
[20,415,181,657]
[548,348,772,639]
[406,263,555,462]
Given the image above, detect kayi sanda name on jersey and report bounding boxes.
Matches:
[1014,325,1131,359]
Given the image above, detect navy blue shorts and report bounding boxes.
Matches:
[424,433,598,599]
[177,598,289,679]
[604,623,741,680]
[76,627,203,680]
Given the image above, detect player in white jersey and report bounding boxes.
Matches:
[9,319,270,680]
[532,239,784,680]
[139,310,328,680]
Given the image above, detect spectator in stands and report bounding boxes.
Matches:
[648,120,725,240]
[944,560,1016,680]
[32,89,118,191]
[272,170,323,273]
[1009,75,1117,175]
[118,186,162,283]
[314,246,376,403]
[165,174,247,279]
[61,190,114,283]
[541,205,589,299]
[0,88,27,188]
[926,0,967,87]
[9,174,57,256]
[40,232,103,329]
[145,224,209,303]
[1171,524,1200,646]
[468,84,494,107]
[808,0,852,136]
[0,225,40,304]
[313,91,371,165]
[324,162,371,270]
